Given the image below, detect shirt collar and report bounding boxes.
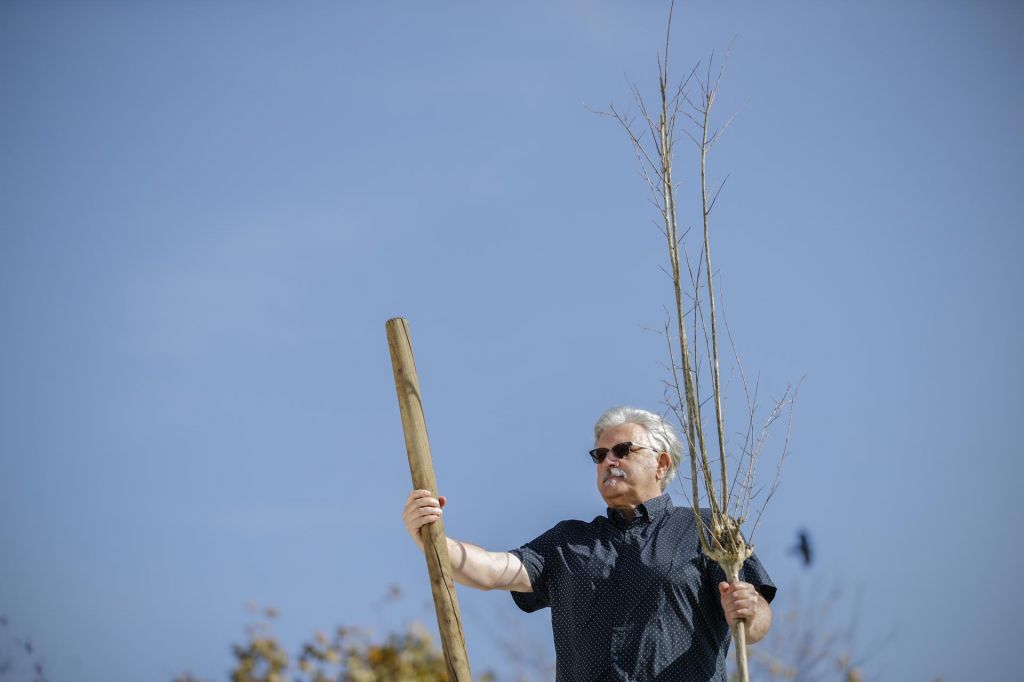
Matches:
[607,493,674,526]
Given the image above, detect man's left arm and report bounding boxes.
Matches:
[718,581,772,643]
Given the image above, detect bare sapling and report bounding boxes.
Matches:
[597,5,797,680]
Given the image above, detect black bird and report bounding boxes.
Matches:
[789,529,813,567]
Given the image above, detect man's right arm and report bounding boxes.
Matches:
[402,489,533,593]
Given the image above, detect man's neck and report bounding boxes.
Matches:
[610,492,664,521]
[612,504,638,521]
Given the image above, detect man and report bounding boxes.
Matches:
[402,406,775,681]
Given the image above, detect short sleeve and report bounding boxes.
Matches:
[739,552,776,603]
[507,524,564,613]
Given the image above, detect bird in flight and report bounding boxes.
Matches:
[789,529,813,567]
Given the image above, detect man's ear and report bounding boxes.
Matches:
[657,452,671,478]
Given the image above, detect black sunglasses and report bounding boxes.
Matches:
[589,441,658,464]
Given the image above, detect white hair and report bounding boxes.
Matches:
[593,406,683,491]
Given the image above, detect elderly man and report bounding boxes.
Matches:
[402,406,775,681]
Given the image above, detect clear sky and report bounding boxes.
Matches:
[1,1,1021,680]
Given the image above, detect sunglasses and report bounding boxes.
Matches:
[588,441,658,464]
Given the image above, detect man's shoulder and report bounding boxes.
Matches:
[665,504,713,523]
[553,515,607,533]
[659,501,708,522]
[659,504,708,541]
[529,515,608,543]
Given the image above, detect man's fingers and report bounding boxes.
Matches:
[406,502,442,526]
[719,581,756,599]
[718,581,761,626]
[406,504,442,519]
[404,493,443,513]
[402,489,448,552]
[415,506,442,520]
[409,515,440,531]
[406,489,435,505]
[407,491,443,507]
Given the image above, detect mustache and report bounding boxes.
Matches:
[603,467,627,482]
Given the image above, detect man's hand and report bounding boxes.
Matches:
[718,580,772,643]
[718,580,758,627]
[403,489,446,551]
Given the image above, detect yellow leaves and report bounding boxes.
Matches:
[223,608,449,682]
[176,586,515,682]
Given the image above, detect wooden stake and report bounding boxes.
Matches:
[385,317,473,682]
[724,563,750,682]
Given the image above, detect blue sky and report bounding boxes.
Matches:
[1,1,1021,680]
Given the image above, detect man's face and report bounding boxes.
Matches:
[594,422,666,508]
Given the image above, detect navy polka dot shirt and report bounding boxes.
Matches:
[509,494,776,681]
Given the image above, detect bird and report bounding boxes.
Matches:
[789,529,813,567]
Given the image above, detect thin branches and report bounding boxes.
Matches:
[597,4,796,681]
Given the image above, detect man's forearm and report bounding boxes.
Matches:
[403,491,530,592]
[441,537,532,592]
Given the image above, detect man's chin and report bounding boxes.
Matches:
[599,483,627,504]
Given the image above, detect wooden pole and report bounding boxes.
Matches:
[724,563,750,682]
[385,317,473,682]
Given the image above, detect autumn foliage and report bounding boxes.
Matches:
[174,606,497,682]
